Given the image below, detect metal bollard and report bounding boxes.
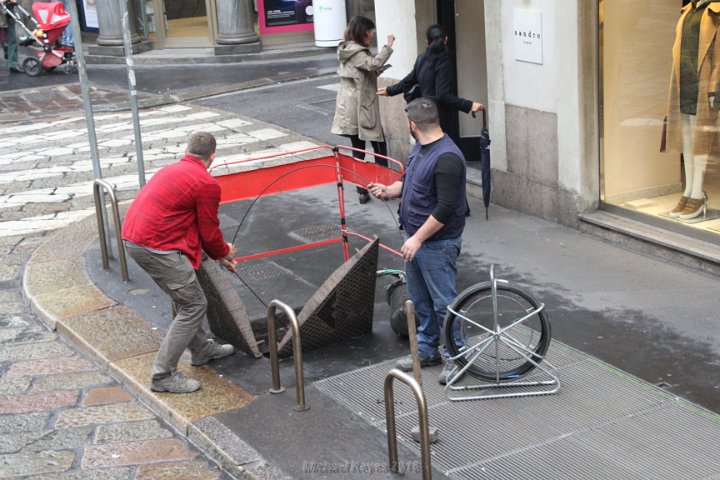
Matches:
[93,179,128,281]
[266,300,309,411]
[384,369,432,480]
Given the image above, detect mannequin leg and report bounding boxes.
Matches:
[688,154,708,200]
[676,114,708,219]
[670,114,695,216]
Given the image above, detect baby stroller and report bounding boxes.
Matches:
[1,1,77,76]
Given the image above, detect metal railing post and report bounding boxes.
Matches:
[266,299,309,411]
[93,179,129,282]
[384,369,432,480]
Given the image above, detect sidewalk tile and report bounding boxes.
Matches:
[0,412,50,434]
[83,386,133,407]
[82,439,197,468]
[0,342,75,362]
[32,371,114,392]
[0,390,78,414]
[31,286,115,325]
[135,460,221,480]
[0,450,75,477]
[55,402,155,428]
[110,353,254,431]
[58,306,162,367]
[4,355,96,378]
[95,419,173,444]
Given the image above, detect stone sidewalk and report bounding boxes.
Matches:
[0,102,322,479]
[0,241,232,478]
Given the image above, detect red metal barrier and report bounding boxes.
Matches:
[210,145,405,263]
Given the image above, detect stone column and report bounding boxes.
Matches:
[215,0,259,49]
[95,0,140,46]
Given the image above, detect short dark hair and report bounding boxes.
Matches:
[344,15,375,45]
[187,132,217,160]
[405,98,440,130]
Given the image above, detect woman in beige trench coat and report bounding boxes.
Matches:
[666,0,720,219]
[331,15,394,204]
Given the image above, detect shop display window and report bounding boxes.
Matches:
[600,0,720,232]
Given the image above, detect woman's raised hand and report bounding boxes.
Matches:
[387,34,396,47]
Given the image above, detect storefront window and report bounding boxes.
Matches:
[600,0,720,232]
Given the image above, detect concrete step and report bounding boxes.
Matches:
[579,209,720,276]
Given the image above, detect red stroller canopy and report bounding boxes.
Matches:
[32,2,71,30]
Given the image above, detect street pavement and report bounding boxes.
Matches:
[0,103,286,477]
[0,49,336,479]
[1,52,720,479]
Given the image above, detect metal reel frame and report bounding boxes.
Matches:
[443,265,560,401]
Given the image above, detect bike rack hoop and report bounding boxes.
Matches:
[266,299,309,411]
[384,368,432,480]
[92,179,128,282]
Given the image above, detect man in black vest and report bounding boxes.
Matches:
[368,97,467,384]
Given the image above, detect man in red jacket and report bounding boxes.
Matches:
[122,132,237,394]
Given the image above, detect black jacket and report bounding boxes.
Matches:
[387,53,473,141]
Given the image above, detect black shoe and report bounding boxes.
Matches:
[9,66,24,74]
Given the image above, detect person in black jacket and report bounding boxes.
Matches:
[377,24,483,144]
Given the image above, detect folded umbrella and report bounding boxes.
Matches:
[478,108,491,220]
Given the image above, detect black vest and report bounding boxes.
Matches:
[399,134,466,241]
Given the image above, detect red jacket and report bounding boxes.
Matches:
[122,155,229,269]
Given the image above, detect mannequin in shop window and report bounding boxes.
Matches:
[665,0,720,220]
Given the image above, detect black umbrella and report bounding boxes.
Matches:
[474,108,492,220]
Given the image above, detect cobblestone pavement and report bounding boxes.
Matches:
[0,84,164,123]
[0,98,323,478]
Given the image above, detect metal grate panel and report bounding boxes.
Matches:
[276,239,379,358]
[314,342,720,479]
[197,256,262,358]
[288,224,341,244]
[237,262,292,282]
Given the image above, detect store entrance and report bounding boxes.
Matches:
[437,0,489,162]
[143,0,214,48]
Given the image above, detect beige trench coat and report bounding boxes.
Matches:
[666,2,720,156]
[331,40,393,142]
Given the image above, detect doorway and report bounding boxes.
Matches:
[144,0,215,48]
[437,0,488,161]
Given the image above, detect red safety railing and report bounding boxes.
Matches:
[209,145,405,263]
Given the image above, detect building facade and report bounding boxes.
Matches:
[376,0,720,270]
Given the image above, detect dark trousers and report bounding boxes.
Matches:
[349,135,388,194]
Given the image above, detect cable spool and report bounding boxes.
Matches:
[386,276,416,336]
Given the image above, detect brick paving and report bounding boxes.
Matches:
[0,290,230,478]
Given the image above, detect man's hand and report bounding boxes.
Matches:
[401,236,422,262]
[367,182,387,199]
[377,87,388,97]
[219,243,238,272]
[218,257,237,272]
